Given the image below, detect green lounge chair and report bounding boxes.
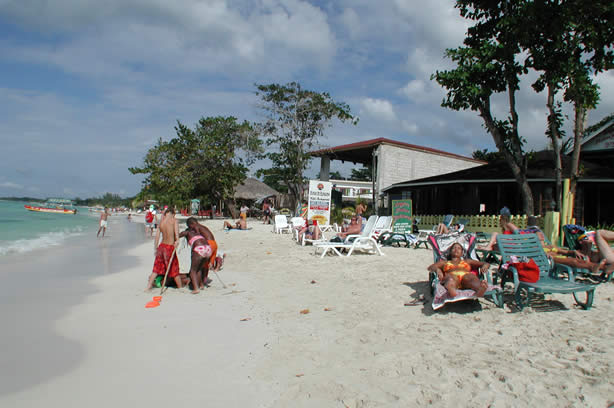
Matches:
[496,233,596,310]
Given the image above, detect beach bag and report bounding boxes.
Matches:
[511,259,540,283]
[145,211,154,223]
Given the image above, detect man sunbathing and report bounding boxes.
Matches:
[224,218,247,230]
[336,216,362,240]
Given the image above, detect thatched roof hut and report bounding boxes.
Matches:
[234,177,279,201]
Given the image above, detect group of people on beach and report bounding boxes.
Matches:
[429,207,614,299]
[145,209,225,294]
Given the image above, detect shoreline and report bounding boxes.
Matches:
[1,218,613,407]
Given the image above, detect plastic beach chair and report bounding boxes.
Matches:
[313,215,384,258]
[427,233,502,310]
[496,233,596,310]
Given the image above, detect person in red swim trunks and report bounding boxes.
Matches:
[145,208,183,291]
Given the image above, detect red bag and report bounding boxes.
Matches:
[511,259,540,283]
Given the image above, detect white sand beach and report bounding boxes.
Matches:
[1,215,614,407]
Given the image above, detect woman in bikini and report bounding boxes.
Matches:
[428,242,490,298]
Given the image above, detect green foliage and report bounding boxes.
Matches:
[254,82,357,208]
[432,0,614,214]
[471,149,503,163]
[130,116,262,207]
[330,206,344,225]
[254,168,288,193]
[74,193,132,208]
[350,166,372,181]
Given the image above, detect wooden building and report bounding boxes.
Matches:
[383,151,614,226]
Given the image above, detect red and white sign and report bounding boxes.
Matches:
[307,180,332,225]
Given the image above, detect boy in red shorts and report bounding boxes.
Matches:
[145,208,183,290]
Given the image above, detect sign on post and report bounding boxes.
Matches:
[307,180,332,225]
[392,199,412,233]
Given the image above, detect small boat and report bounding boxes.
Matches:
[25,198,77,214]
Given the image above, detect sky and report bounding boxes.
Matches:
[1,0,613,199]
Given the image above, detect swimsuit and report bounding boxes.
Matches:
[100,220,108,227]
[443,260,471,281]
[188,235,216,260]
[152,243,180,278]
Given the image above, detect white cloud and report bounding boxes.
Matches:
[359,97,397,122]
[0,181,24,190]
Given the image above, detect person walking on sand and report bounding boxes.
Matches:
[145,208,183,291]
[262,199,272,224]
[97,207,110,238]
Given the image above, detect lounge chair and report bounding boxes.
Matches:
[371,216,393,239]
[433,214,454,231]
[427,233,502,310]
[313,215,384,258]
[290,217,306,241]
[560,224,613,283]
[273,214,292,234]
[496,233,596,310]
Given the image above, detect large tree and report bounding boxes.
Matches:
[254,82,357,209]
[433,0,613,215]
[519,0,612,208]
[130,116,261,214]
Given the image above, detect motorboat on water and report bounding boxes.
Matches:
[24,198,78,214]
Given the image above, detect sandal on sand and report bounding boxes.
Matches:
[404,294,426,306]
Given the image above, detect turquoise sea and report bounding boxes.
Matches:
[0,200,98,256]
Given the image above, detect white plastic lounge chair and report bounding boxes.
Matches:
[371,216,393,239]
[314,215,384,258]
[274,214,292,234]
[290,217,306,240]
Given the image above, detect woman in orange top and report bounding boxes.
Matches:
[428,243,490,297]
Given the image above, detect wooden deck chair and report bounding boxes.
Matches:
[427,233,502,310]
[496,233,596,310]
[314,215,383,258]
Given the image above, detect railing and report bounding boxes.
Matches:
[414,214,545,234]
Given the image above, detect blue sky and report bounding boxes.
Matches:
[1,0,613,199]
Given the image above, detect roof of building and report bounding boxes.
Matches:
[309,137,484,165]
[234,177,279,200]
[383,150,614,191]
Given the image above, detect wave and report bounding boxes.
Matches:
[0,227,85,256]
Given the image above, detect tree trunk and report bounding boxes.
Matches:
[479,100,534,215]
[546,83,563,211]
[570,102,587,196]
[225,200,238,219]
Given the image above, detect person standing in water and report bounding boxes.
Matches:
[97,207,110,238]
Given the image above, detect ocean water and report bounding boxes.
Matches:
[0,200,99,256]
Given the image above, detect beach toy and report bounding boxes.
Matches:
[145,247,177,309]
[145,300,160,308]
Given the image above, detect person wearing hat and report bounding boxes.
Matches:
[478,207,519,251]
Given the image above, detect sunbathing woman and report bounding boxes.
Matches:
[428,243,490,298]
[478,214,518,251]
